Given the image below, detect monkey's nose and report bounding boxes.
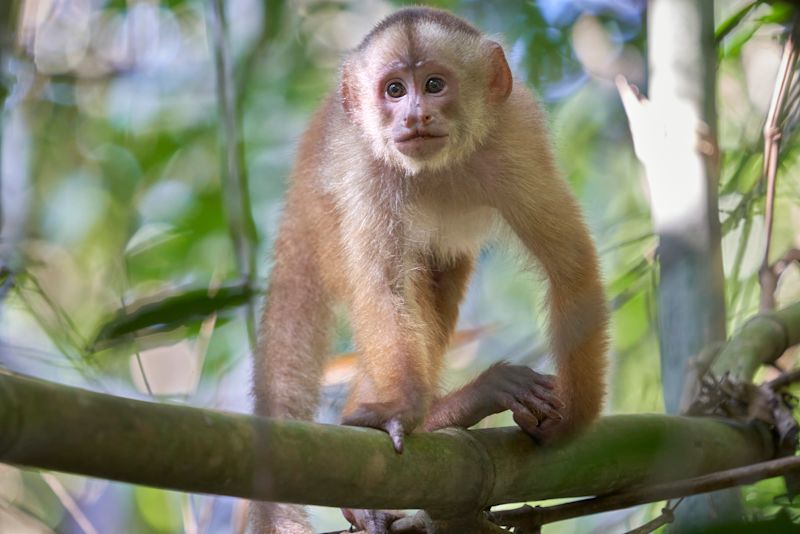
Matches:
[404,110,433,128]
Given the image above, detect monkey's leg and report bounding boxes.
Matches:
[250,228,332,534]
[424,256,475,381]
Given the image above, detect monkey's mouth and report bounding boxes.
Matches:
[394,132,448,157]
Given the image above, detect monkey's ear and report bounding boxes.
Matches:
[486,42,512,103]
[340,62,356,116]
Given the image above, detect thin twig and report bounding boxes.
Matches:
[774,248,800,279]
[759,19,800,311]
[117,256,153,395]
[235,2,283,110]
[206,0,259,350]
[491,456,800,530]
[624,504,675,534]
[0,497,53,533]
[120,288,153,396]
[767,367,800,390]
[180,493,198,534]
[760,247,800,313]
[41,473,98,534]
[22,272,89,356]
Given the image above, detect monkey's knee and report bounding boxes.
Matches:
[249,502,313,534]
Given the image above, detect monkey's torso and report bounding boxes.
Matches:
[281,89,545,302]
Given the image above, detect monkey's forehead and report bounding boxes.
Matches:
[352,19,487,74]
[357,7,481,51]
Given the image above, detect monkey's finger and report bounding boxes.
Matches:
[390,512,428,533]
[507,379,563,415]
[524,371,558,389]
[341,415,381,431]
[522,425,548,445]
[384,418,405,454]
[520,392,563,421]
[508,400,539,430]
[539,417,561,431]
[347,508,404,534]
[365,517,390,534]
[511,408,546,443]
[508,369,557,391]
[533,417,565,444]
[527,388,565,411]
[342,404,393,429]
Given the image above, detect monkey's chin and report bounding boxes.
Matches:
[394,136,448,159]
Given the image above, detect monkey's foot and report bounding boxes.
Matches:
[342,508,405,534]
[341,401,423,453]
[249,501,313,534]
[389,510,508,533]
[471,363,565,443]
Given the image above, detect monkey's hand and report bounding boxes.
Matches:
[426,363,565,443]
[341,399,424,454]
[342,508,405,534]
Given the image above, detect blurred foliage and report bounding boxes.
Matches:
[0,0,798,532]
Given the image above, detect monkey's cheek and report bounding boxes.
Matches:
[394,137,448,159]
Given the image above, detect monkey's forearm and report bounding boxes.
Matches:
[424,385,487,431]
[549,280,608,431]
[340,269,439,451]
[499,180,609,438]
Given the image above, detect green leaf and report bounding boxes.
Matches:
[716,1,762,43]
[721,23,763,59]
[91,282,257,349]
[134,487,182,533]
[757,1,796,25]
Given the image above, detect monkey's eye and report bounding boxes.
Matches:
[385,81,407,98]
[425,77,446,94]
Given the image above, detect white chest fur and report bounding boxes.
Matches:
[405,202,497,259]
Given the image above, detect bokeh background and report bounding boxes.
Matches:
[0,0,798,532]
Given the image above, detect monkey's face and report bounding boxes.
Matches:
[342,25,510,175]
[377,60,456,161]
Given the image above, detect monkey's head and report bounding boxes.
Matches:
[340,8,513,175]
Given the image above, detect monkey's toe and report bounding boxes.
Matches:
[343,508,404,534]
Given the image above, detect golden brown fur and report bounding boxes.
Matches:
[251,7,608,533]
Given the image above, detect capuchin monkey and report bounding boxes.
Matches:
[251,7,608,534]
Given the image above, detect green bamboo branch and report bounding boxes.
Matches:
[0,301,797,516]
[0,371,775,511]
[712,300,800,381]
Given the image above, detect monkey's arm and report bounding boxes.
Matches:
[336,202,434,452]
[496,169,609,440]
[340,269,433,452]
[423,363,564,440]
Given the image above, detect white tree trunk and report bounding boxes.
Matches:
[620,0,735,529]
